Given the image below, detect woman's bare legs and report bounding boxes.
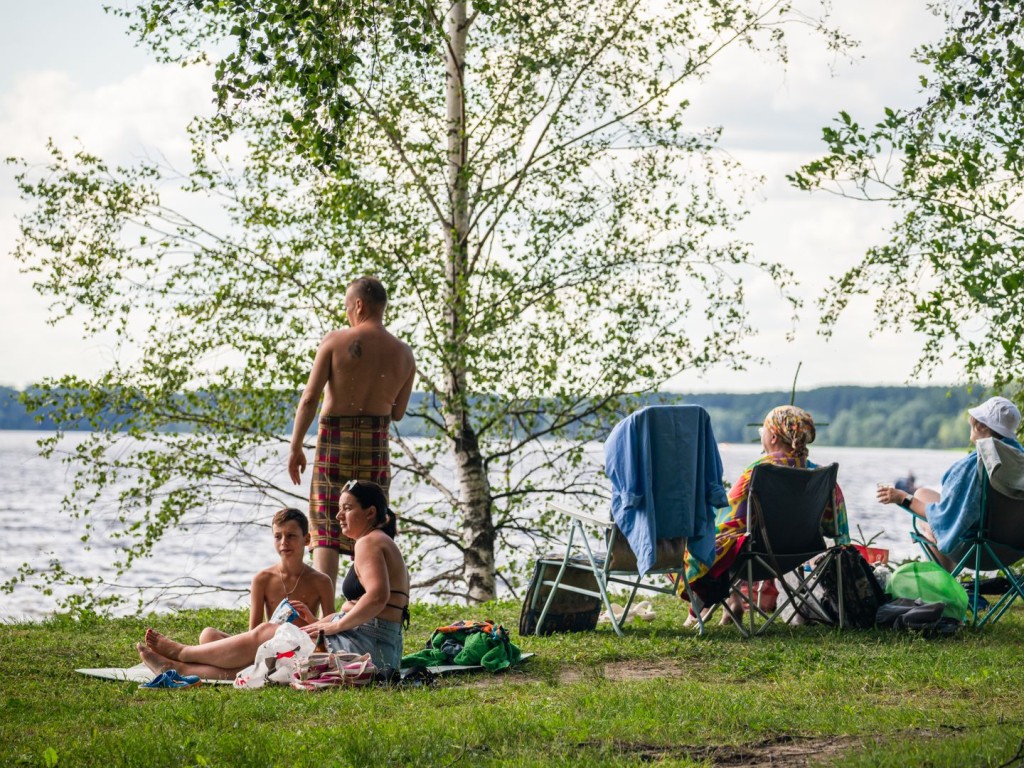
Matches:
[719,594,744,626]
[144,623,277,669]
[136,642,238,680]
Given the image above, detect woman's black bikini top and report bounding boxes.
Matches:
[342,565,410,628]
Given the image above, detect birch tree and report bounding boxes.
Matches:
[9,0,845,608]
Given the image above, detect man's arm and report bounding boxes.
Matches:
[288,336,333,484]
[391,349,416,421]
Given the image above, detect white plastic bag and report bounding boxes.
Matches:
[234,622,315,690]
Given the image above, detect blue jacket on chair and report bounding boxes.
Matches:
[604,405,728,576]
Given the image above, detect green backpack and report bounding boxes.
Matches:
[886,561,968,622]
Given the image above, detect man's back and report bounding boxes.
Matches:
[321,324,415,419]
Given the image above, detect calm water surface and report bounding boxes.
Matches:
[0,431,963,621]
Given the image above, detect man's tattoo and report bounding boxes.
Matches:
[349,340,363,358]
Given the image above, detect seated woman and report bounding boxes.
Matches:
[138,481,409,678]
[300,480,409,669]
[877,396,1023,571]
[684,405,849,624]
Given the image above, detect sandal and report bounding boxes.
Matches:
[139,669,202,689]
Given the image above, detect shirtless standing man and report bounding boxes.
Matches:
[288,276,416,592]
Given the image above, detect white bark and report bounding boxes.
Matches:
[443,0,496,603]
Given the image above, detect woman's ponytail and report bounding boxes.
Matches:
[381,508,398,539]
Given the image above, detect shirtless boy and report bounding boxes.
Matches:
[137,508,333,679]
[287,276,416,592]
[196,508,335,644]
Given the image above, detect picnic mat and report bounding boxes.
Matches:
[76,655,533,685]
[76,665,233,685]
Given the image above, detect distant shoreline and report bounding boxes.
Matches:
[1,384,992,449]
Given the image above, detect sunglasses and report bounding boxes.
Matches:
[341,479,359,493]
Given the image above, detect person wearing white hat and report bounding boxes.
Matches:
[877,396,1023,570]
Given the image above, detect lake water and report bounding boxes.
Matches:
[0,430,963,621]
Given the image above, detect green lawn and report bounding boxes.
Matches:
[3,598,1023,767]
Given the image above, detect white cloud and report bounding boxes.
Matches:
[0,64,211,166]
[0,62,212,388]
[680,1,943,153]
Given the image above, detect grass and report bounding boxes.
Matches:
[3,597,1024,767]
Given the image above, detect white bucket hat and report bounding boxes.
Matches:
[968,396,1021,437]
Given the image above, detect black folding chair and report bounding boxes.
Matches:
[719,463,842,637]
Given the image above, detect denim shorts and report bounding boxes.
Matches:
[325,612,403,671]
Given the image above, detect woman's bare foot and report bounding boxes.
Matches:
[137,642,172,674]
[145,628,185,661]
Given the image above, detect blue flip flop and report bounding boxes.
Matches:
[139,671,169,689]
[166,670,202,688]
[139,669,202,689]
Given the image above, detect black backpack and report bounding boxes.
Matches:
[818,545,888,628]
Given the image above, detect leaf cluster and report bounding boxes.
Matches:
[116,0,437,168]
[791,0,1024,404]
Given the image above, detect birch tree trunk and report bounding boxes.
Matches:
[443,0,496,602]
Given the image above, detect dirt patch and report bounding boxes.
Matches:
[558,658,687,684]
[603,659,688,681]
[578,734,865,767]
[447,658,688,687]
[684,734,864,767]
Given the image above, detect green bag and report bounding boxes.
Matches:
[886,561,968,622]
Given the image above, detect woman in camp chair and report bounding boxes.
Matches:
[877,396,1023,572]
[683,405,850,625]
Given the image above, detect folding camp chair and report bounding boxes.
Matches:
[718,462,843,637]
[910,441,1024,626]
[528,502,705,636]
[529,405,726,637]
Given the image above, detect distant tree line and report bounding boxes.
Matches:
[1,385,990,450]
[678,386,982,450]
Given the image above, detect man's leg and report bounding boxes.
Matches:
[308,416,349,592]
[312,546,340,596]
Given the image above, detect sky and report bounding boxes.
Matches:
[0,1,952,394]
